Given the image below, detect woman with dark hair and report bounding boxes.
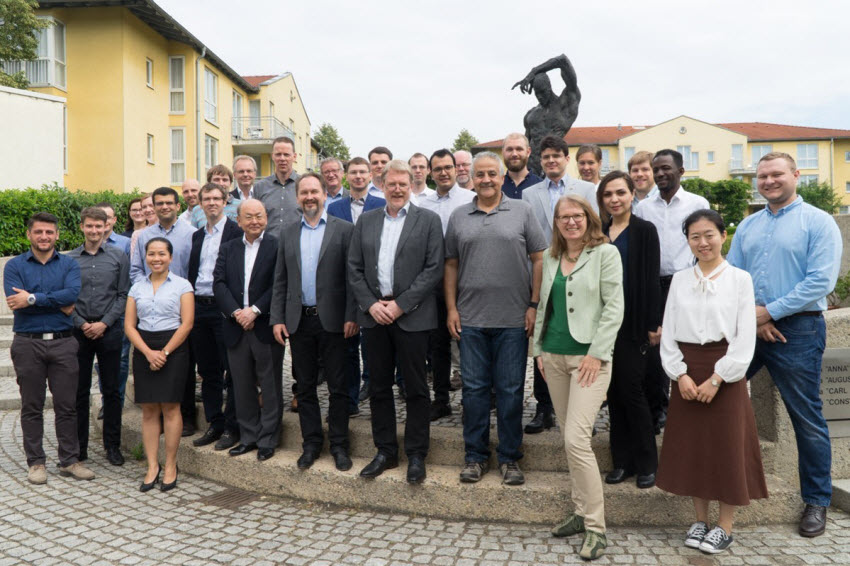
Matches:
[122,197,147,237]
[656,209,766,554]
[596,171,661,489]
[576,144,603,186]
[533,194,623,561]
[125,237,194,492]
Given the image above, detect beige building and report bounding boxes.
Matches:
[475,115,850,212]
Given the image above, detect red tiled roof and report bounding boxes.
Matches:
[474,121,850,149]
[241,75,277,88]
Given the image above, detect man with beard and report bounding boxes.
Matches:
[501,133,542,199]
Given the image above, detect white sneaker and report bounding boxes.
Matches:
[28,464,47,485]
[699,526,734,554]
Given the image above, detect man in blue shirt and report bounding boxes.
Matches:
[501,133,542,200]
[727,152,843,538]
[4,212,94,484]
[130,187,195,284]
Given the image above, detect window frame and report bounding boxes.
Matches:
[204,67,218,125]
[204,134,219,171]
[145,58,154,88]
[797,143,818,169]
[146,134,154,164]
[169,127,186,185]
[169,56,185,114]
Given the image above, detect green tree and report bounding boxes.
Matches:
[0,0,49,89]
[681,177,750,226]
[451,129,479,152]
[798,180,841,214]
[312,123,350,161]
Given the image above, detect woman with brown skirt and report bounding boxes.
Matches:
[657,209,767,554]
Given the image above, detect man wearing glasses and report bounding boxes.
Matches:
[130,187,195,284]
[320,158,348,204]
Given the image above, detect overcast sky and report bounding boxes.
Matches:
[157,0,850,160]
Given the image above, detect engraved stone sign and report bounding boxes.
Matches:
[821,348,850,438]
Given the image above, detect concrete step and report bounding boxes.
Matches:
[0,326,13,349]
[106,403,802,526]
[0,315,12,326]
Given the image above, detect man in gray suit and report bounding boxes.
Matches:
[348,160,444,484]
[521,134,597,435]
[271,173,359,472]
[254,136,301,235]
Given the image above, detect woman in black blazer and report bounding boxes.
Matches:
[597,171,662,488]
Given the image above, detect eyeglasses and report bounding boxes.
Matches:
[322,168,341,175]
[154,201,176,208]
[432,165,455,174]
[556,213,586,224]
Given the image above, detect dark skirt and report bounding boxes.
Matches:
[133,329,189,404]
[656,340,768,506]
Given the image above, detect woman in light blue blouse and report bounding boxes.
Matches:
[125,237,194,492]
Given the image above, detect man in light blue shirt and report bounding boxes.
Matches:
[727,151,842,538]
[130,187,195,284]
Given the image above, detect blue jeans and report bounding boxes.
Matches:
[747,314,831,507]
[459,326,527,464]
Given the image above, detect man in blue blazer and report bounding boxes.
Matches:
[213,199,283,461]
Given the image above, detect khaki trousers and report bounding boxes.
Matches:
[542,352,611,532]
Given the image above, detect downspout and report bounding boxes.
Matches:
[195,47,206,179]
[829,137,834,197]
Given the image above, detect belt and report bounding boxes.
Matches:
[195,296,217,305]
[302,306,318,316]
[86,316,103,323]
[788,311,823,318]
[16,331,73,340]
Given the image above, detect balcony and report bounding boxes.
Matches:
[729,159,756,175]
[232,116,293,148]
[0,58,64,89]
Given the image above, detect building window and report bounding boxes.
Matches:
[0,17,66,89]
[707,151,715,164]
[169,56,185,113]
[797,143,818,169]
[232,91,243,138]
[600,148,611,172]
[798,174,818,187]
[145,58,153,88]
[170,128,185,184]
[204,68,218,123]
[146,134,154,164]
[846,182,850,194]
[845,151,850,162]
[63,106,68,173]
[751,144,773,166]
[677,146,699,170]
[623,146,635,168]
[730,144,744,169]
[204,135,218,170]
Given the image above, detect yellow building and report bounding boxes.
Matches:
[475,115,850,212]
[0,0,314,192]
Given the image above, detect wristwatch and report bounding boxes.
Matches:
[528,301,539,309]
[250,305,261,316]
[163,349,170,357]
[710,378,720,387]
[27,294,36,306]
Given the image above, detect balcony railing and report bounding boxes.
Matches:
[232,116,293,143]
[1,59,51,86]
[729,159,756,175]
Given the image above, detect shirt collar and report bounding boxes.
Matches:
[765,195,803,217]
[206,215,227,234]
[384,201,411,219]
[243,230,265,246]
[146,271,173,282]
[547,177,566,191]
[24,249,60,263]
[301,210,328,228]
[470,193,508,213]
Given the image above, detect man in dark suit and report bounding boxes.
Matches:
[213,199,283,461]
[319,157,350,205]
[271,173,358,471]
[348,159,444,484]
[187,183,243,450]
[327,157,385,224]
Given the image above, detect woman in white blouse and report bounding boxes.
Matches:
[656,209,767,555]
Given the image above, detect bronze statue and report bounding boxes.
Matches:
[512,54,581,176]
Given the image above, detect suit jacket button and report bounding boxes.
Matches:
[568,308,574,313]
[567,291,572,296]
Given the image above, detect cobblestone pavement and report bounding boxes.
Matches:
[3,409,849,565]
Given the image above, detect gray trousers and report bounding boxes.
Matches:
[11,335,80,467]
[227,330,284,449]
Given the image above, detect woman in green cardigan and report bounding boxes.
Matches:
[533,194,624,561]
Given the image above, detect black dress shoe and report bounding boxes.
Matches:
[139,465,161,492]
[228,443,257,457]
[257,448,275,461]
[605,468,634,484]
[214,430,240,451]
[181,423,196,437]
[430,402,452,422]
[331,449,352,471]
[636,473,656,489]
[297,449,320,470]
[192,427,223,447]
[160,466,178,492]
[106,447,125,466]
[407,456,426,484]
[97,406,104,420]
[358,382,370,402]
[360,453,398,478]
[799,504,827,537]
[348,406,361,417]
[524,408,554,434]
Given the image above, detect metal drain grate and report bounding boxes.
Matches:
[196,487,260,510]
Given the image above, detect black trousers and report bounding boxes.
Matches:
[608,333,658,475]
[180,346,197,424]
[364,323,430,459]
[532,361,552,411]
[645,276,673,422]
[190,301,237,433]
[429,294,452,406]
[75,325,123,455]
[289,313,349,451]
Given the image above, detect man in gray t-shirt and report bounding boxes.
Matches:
[444,151,547,486]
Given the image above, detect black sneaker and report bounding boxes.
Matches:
[684,521,708,549]
[699,526,733,554]
[499,461,525,485]
[459,461,489,483]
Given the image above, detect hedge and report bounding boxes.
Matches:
[0,184,183,256]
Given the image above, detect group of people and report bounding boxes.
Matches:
[5,132,841,560]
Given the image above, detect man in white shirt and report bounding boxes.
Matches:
[408,153,436,205]
[367,146,392,197]
[320,157,348,204]
[454,150,473,189]
[230,155,257,201]
[635,148,710,433]
[178,179,200,225]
